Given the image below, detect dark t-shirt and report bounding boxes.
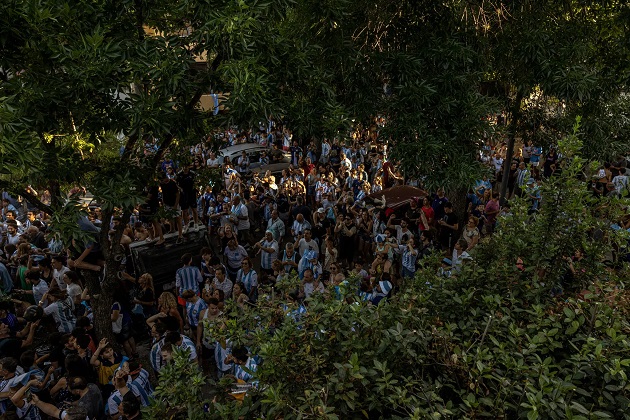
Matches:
[177,171,196,193]
[161,179,179,207]
[439,213,459,239]
[78,383,105,419]
[0,337,22,359]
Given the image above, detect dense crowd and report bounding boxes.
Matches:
[0,119,629,419]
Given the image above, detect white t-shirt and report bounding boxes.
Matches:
[32,280,49,304]
[66,283,82,302]
[53,266,70,290]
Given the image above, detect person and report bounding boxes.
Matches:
[224,239,248,282]
[294,228,317,258]
[281,243,299,275]
[211,266,233,300]
[437,202,458,251]
[0,321,39,359]
[225,346,258,390]
[177,165,202,232]
[111,292,137,358]
[300,268,324,299]
[255,230,278,276]
[461,216,480,252]
[156,292,184,332]
[229,196,251,246]
[182,289,207,336]
[451,239,471,272]
[51,255,70,291]
[196,297,223,366]
[9,377,42,419]
[90,338,128,388]
[235,258,258,302]
[159,171,184,243]
[400,237,419,279]
[62,271,83,306]
[33,376,103,420]
[297,250,322,280]
[40,289,76,333]
[119,391,142,419]
[335,214,357,268]
[21,270,49,305]
[132,273,156,317]
[175,253,203,302]
[266,210,285,242]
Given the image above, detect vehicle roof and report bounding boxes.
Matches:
[219,143,270,156]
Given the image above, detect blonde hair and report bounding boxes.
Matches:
[139,273,155,292]
[158,291,177,311]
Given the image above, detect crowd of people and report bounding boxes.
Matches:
[0,118,628,419]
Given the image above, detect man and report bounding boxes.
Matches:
[236,151,250,175]
[515,162,530,197]
[32,377,103,420]
[24,226,47,249]
[294,228,317,258]
[182,289,207,335]
[176,253,203,299]
[291,214,311,242]
[320,138,331,164]
[51,255,70,291]
[211,266,233,299]
[229,196,250,245]
[437,202,459,251]
[289,140,302,166]
[206,151,221,168]
[0,263,12,295]
[255,230,278,275]
[387,216,413,244]
[0,321,37,362]
[266,210,285,242]
[281,243,299,274]
[4,223,20,246]
[612,168,629,197]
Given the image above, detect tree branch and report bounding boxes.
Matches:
[0,181,54,215]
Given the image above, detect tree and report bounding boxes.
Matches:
[0,0,306,339]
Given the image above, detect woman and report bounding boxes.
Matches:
[543,148,558,178]
[133,273,156,317]
[419,197,435,232]
[235,257,258,302]
[196,297,223,363]
[461,216,481,252]
[232,282,250,309]
[219,224,238,252]
[157,291,184,332]
[323,236,338,274]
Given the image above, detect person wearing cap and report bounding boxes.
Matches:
[255,230,278,276]
[369,276,393,305]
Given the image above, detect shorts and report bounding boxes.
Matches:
[115,322,133,342]
[180,192,197,210]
